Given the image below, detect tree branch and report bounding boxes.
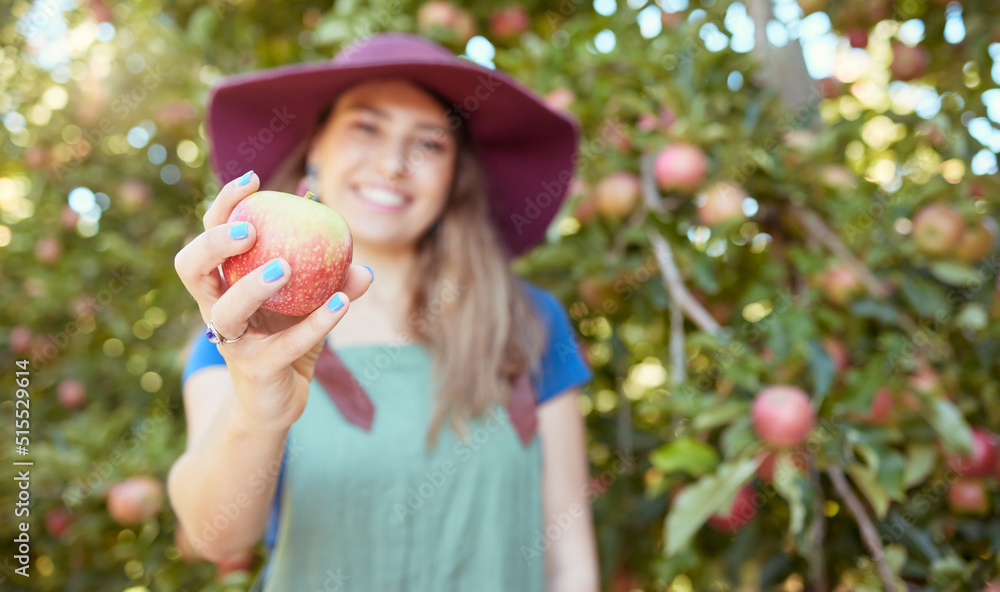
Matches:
[789,206,890,300]
[640,154,723,337]
[827,466,895,592]
[807,460,828,592]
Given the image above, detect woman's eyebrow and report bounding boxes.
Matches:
[345,103,452,134]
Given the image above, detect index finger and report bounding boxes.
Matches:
[203,170,260,230]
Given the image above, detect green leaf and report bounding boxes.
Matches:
[849,299,900,324]
[921,398,973,454]
[691,400,750,431]
[899,273,950,318]
[903,443,937,489]
[664,458,760,555]
[771,456,807,535]
[927,261,981,287]
[877,451,907,502]
[845,463,891,519]
[650,437,720,477]
[806,339,835,402]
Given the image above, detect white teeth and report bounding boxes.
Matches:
[357,186,406,207]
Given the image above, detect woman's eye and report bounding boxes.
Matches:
[418,139,444,153]
[354,121,378,133]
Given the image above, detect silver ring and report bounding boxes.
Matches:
[206,320,247,345]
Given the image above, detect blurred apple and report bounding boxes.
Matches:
[543,88,575,112]
[822,338,849,374]
[654,143,708,192]
[24,146,49,169]
[489,6,530,40]
[60,205,80,230]
[10,325,32,354]
[753,385,816,448]
[847,28,868,49]
[35,237,63,264]
[756,450,808,482]
[107,476,164,526]
[865,387,895,425]
[661,11,684,28]
[594,172,641,219]
[118,179,152,214]
[417,1,476,44]
[945,428,999,478]
[947,479,989,515]
[819,165,858,191]
[821,263,863,306]
[953,217,997,263]
[45,507,72,539]
[818,77,842,99]
[697,182,746,226]
[891,42,930,82]
[155,101,198,127]
[706,484,757,532]
[913,202,964,256]
[57,378,87,409]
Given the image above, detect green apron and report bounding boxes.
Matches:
[255,343,546,591]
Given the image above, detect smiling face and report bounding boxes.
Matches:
[306,78,458,253]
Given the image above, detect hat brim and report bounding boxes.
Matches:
[206,56,580,257]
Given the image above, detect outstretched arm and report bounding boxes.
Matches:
[538,389,600,592]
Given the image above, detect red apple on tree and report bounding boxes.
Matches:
[945,428,999,477]
[891,42,930,82]
[947,479,990,515]
[953,217,997,263]
[756,450,808,482]
[45,507,72,539]
[118,179,152,214]
[912,202,965,256]
[707,484,758,532]
[222,191,353,317]
[489,6,530,40]
[35,237,62,264]
[57,378,87,409]
[417,1,476,44]
[107,476,164,526]
[544,88,575,112]
[752,385,816,448]
[697,182,746,226]
[822,338,849,374]
[821,263,863,306]
[654,143,708,192]
[847,28,868,49]
[10,325,32,354]
[594,172,641,219]
[864,387,895,425]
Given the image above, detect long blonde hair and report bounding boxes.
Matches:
[265,84,548,448]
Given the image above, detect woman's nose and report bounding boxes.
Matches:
[377,140,409,180]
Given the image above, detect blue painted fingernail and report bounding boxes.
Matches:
[328,293,345,312]
[229,221,249,239]
[361,265,374,281]
[262,260,284,282]
[236,170,254,186]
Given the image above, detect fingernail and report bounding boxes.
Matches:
[262,260,284,282]
[328,293,345,312]
[361,265,374,281]
[229,221,249,239]
[236,170,254,186]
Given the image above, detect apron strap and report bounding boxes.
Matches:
[314,342,375,431]
[314,342,538,445]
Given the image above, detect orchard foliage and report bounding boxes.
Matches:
[0,0,999,590]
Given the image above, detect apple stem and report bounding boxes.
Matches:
[827,465,896,592]
[303,191,315,200]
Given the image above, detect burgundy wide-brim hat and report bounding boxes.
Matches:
[205,32,580,257]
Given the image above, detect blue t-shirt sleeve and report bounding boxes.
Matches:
[181,326,228,384]
[524,283,593,404]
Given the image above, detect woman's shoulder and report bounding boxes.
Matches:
[517,279,568,322]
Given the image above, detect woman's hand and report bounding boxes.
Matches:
[174,171,373,432]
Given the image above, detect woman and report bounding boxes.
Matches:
[170,33,598,591]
